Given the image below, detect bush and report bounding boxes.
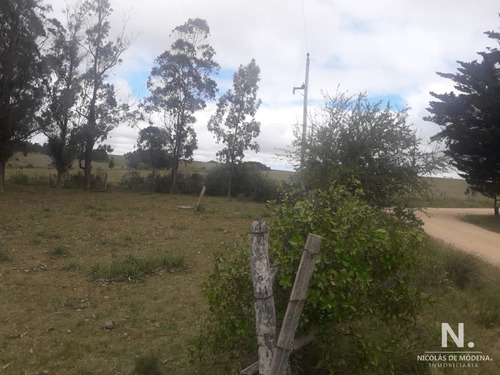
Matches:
[65,169,106,190]
[132,352,162,375]
[205,163,278,201]
[438,246,488,289]
[119,171,145,191]
[194,184,427,373]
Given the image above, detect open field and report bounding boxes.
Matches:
[414,177,494,208]
[4,153,295,188]
[0,186,269,374]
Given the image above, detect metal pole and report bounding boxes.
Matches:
[300,53,310,169]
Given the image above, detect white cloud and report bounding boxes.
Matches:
[44,0,500,170]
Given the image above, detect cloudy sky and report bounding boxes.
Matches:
[47,0,500,171]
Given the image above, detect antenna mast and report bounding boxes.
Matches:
[293,53,310,170]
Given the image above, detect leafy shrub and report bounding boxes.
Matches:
[205,163,278,201]
[194,184,427,373]
[119,171,145,191]
[65,170,106,190]
[191,249,257,373]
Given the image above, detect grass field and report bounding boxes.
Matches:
[0,186,269,374]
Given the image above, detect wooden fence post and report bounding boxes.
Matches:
[249,221,277,375]
[268,233,322,375]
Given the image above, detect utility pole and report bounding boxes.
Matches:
[293,53,310,170]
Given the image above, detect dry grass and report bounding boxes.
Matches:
[463,214,500,234]
[0,186,269,374]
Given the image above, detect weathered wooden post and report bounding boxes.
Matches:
[194,185,206,211]
[249,221,276,375]
[268,233,322,375]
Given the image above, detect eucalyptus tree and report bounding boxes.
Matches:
[76,0,131,190]
[143,18,219,193]
[208,59,262,197]
[40,5,84,187]
[425,22,500,214]
[0,0,49,192]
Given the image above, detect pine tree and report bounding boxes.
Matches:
[426,21,500,214]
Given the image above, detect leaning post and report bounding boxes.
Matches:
[268,233,322,375]
[249,221,277,375]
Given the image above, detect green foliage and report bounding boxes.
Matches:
[50,245,70,258]
[195,184,427,373]
[74,0,130,190]
[271,186,425,330]
[192,249,257,373]
[0,0,50,192]
[135,126,171,171]
[119,171,145,190]
[142,18,219,194]
[89,253,186,283]
[132,352,163,375]
[425,21,500,204]
[205,163,278,201]
[294,91,443,210]
[208,59,262,196]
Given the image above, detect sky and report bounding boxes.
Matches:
[44,0,500,172]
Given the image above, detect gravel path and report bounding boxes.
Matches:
[417,208,500,266]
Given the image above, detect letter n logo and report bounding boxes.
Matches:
[442,323,464,348]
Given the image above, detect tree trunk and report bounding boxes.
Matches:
[56,170,63,188]
[227,169,232,197]
[495,196,499,216]
[170,162,178,194]
[0,161,5,193]
[83,141,94,191]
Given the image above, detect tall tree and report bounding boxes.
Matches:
[208,59,261,197]
[76,0,130,191]
[143,18,219,193]
[295,91,443,212]
[425,22,500,214]
[0,0,49,193]
[40,5,84,187]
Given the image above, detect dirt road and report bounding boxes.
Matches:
[417,208,500,266]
